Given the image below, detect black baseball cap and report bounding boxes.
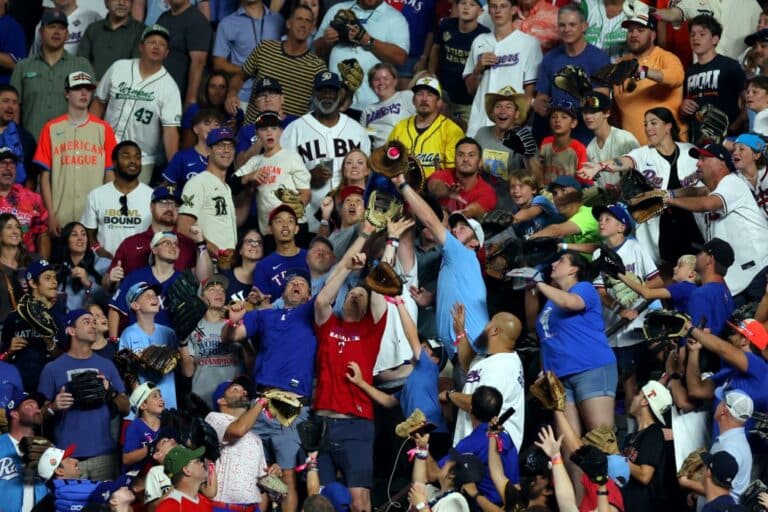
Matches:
[746,28,768,46]
[314,71,342,90]
[580,91,611,112]
[689,143,737,173]
[254,111,281,129]
[693,238,735,269]
[700,451,738,489]
[41,9,68,27]
[254,77,283,94]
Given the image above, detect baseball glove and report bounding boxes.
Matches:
[0,409,6,434]
[338,58,364,93]
[330,9,367,44]
[139,345,180,377]
[297,416,330,453]
[405,155,426,193]
[370,141,409,179]
[582,425,620,455]
[676,448,707,481]
[396,408,426,438]
[365,261,405,297]
[643,310,691,341]
[571,445,609,485]
[605,273,642,308]
[484,238,523,281]
[749,411,768,441]
[166,271,207,343]
[188,416,220,461]
[592,58,639,90]
[627,190,667,223]
[274,186,305,219]
[694,104,729,145]
[264,389,303,427]
[530,371,566,412]
[365,190,402,231]
[259,474,288,498]
[114,349,141,391]
[502,126,538,157]
[20,436,53,471]
[622,0,653,17]
[16,294,57,352]
[553,65,593,100]
[593,245,626,279]
[619,169,654,200]
[66,370,107,409]
[742,479,768,512]
[482,209,515,229]
[522,237,560,266]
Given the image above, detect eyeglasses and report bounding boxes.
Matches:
[244,238,263,246]
[119,195,128,216]
[155,199,179,208]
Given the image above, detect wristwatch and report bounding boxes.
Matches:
[363,36,375,50]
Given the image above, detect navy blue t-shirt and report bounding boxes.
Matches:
[435,18,490,106]
[162,147,208,189]
[253,249,309,301]
[244,299,316,397]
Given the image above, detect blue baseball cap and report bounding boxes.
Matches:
[607,455,630,487]
[321,482,351,512]
[125,281,161,307]
[26,259,54,281]
[547,175,583,192]
[745,28,768,46]
[4,387,45,416]
[89,473,135,503]
[65,308,91,328]
[206,127,235,147]
[152,185,182,204]
[284,268,311,286]
[734,133,766,153]
[314,71,342,90]
[41,9,68,27]
[593,202,635,234]
[211,376,254,411]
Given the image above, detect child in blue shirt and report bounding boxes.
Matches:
[618,254,699,312]
[122,382,165,473]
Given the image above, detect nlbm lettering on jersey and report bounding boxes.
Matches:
[297,139,362,162]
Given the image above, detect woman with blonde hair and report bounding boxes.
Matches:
[360,63,416,148]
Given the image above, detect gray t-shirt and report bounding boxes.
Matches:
[157,6,212,98]
[474,126,527,212]
[187,318,241,404]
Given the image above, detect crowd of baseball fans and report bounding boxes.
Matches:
[5,0,768,512]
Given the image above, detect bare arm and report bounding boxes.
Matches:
[617,272,672,300]
[345,362,400,408]
[529,220,581,239]
[691,326,749,372]
[179,345,195,378]
[224,401,266,442]
[666,194,723,213]
[90,98,106,118]
[535,282,586,312]
[628,461,655,486]
[186,52,208,107]
[163,126,179,162]
[392,175,446,245]
[684,338,716,399]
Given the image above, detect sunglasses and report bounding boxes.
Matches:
[119,194,128,216]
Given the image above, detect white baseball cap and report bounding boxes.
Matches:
[38,445,76,480]
[641,380,672,425]
[129,381,157,412]
[715,388,754,422]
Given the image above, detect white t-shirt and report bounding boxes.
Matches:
[587,127,640,191]
[454,352,525,450]
[95,59,182,165]
[624,143,701,264]
[360,90,416,148]
[205,411,268,504]
[80,181,154,255]
[374,257,419,375]
[753,109,768,136]
[706,173,768,295]
[463,30,542,137]
[33,7,102,56]
[281,113,371,232]
[179,171,238,250]
[593,240,661,348]
[235,148,311,233]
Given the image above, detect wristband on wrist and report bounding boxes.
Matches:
[107,336,119,344]
[550,454,563,465]
[320,219,330,226]
[397,182,409,192]
[387,237,400,248]
[359,230,371,239]
[452,330,467,346]
[384,295,404,305]
[91,242,102,252]
[226,319,242,328]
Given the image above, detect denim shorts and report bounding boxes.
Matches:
[253,406,309,469]
[561,363,618,404]
[317,417,375,489]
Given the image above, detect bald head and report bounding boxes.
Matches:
[490,312,521,349]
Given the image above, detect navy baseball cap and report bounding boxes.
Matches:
[284,268,311,286]
[125,281,161,307]
[254,77,283,94]
[745,28,768,46]
[0,147,18,161]
[547,175,583,192]
[26,259,54,281]
[689,143,736,173]
[206,127,236,147]
[89,473,135,503]
[65,308,91,328]
[5,387,45,416]
[692,238,735,268]
[42,9,68,27]
[593,202,635,234]
[211,376,255,411]
[314,71,342,90]
[152,185,182,204]
[700,451,738,489]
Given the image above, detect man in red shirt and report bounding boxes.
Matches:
[427,137,498,218]
[157,445,215,512]
[313,222,387,512]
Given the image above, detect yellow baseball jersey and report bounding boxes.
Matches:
[388,114,465,177]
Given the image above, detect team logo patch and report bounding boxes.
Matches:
[443,31,451,42]
[182,194,195,208]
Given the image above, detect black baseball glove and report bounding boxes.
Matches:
[166,271,207,343]
[502,126,537,157]
[593,245,626,279]
[620,169,654,201]
[643,310,691,341]
[570,445,608,485]
[297,416,330,453]
[66,370,107,409]
[114,349,141,391]
[330,9,367,44]
[188,416,220,462]
[522,237,560,266]
[694,104,729,145]
[553,65,592,99]
[139,345,181,377]
[592,59,639,89]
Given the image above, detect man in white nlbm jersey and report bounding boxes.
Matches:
[91,24,182,185]
[463,0,542,137]
[281,71,370,232]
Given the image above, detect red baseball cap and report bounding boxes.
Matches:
[727,318,768,350]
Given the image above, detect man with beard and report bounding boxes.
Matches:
[445,305,525,450]
[1,260,63,392]
[223,268,318,512]
[389,77,465,178]
[0,388,48,510]
[81,141,154,260]
[38,308,130,480]
[35,70,117,237]
[0,147,50,257]
[612,13,685,145]
[105,185,212,288]
[178,128,239,256]
[282,72,370,233]
[0,86,37,188]
[313,231,387,512]
[205,377,278,512]
[428,138,497,218]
